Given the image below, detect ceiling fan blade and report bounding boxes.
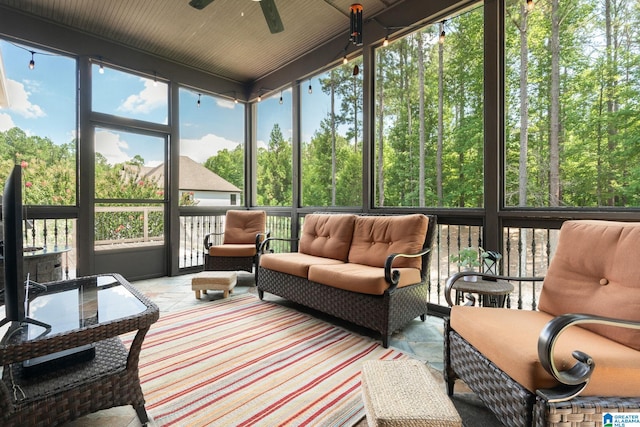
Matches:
[189,0,215,10]
[259,0,284,34]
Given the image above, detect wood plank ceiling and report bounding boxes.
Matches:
[0,0,405,85]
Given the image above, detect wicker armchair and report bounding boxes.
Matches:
[204,210,268,276]
[444,220,640,427]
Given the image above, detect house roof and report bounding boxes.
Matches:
[146,156,241,193]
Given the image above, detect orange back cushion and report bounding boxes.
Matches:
[539,220,640,351]
[298,214,356,261]
[348,214,429,269]
[223,210,266,244]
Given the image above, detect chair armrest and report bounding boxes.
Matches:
[384,248,431,292]
[258,236,299,254]
[444,272,544,307]
[536,313,640,403]
[203,231,224,250]
[255,230,271,251]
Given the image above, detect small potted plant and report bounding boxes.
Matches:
[450,247,480,282]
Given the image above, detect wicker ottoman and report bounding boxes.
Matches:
[191,271,237,299]
[361,359,461,427]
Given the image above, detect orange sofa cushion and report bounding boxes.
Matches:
[209,243,256,257]
[308,263,422,295]
[348,214,428,269]
[538,220,640,351]
[259,252,344,279]
[298,214,356,261]
[451,306,640,397]
[223,210,266,244]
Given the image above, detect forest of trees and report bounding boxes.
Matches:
[2,0,640,211]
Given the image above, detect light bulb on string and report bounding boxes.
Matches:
[343,56,348,65]
[197,94,201,108]
[279,91,283,104]
[308,81,313,94]
[383,36,389,47]
[28,51,35,70]
[439,21,446,45]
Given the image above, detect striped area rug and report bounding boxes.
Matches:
[133,293,408,426]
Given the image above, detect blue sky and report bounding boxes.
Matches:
[0,39,338,168]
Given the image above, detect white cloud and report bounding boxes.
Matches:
[0,112,15,131]
[180,133,240,163]
[216,98,236,109]
[95,129,130,165]
[6,78,45,118]
[118,79,166,114]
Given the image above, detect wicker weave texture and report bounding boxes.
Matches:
[535,396,640,427]
[257,267,429,347]
[204,254,254,272]
[361,359,461,427]
[446,327,533,427]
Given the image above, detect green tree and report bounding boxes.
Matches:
[257,124,292,206]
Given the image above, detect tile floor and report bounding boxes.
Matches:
[63,272,459,427]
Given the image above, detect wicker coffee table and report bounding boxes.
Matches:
[0,273,159,427]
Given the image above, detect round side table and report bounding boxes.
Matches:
[451,277,514,307]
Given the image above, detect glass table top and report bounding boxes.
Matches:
[24,274,147,340]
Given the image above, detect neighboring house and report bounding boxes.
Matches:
[145,156,241,206]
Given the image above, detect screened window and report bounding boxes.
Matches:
[374,8,484,208]
[504,0,640,208]
[178,90,245,206]
[0,40,77,206]
[256,89,292,206]
[300,60,363,207]
[92,64,168,125]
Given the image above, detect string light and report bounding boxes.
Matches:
[343,55,349,65]
[526,0,534,11]
[197,93,201,108]
[439,21,446,44]
[382,36,389,47]
[28,51,35,70]
[279,91,283,104]
[307,79,313,94]
[257,94,262,102]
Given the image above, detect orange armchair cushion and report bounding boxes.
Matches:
[538,220,640,351]
[348,214,428,269]
[223,210,266,245]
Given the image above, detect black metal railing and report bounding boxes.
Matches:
[22,209,558,311]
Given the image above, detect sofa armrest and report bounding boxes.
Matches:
[384,248,430,292]
[444,272,544,307]
[204,231,224,250]
[536,313,640,403]
[258,236,298,254]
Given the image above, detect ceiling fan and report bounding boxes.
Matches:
[189,0,284,34]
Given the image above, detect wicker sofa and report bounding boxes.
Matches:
[444,220,640,427]
[256,213,437,348]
